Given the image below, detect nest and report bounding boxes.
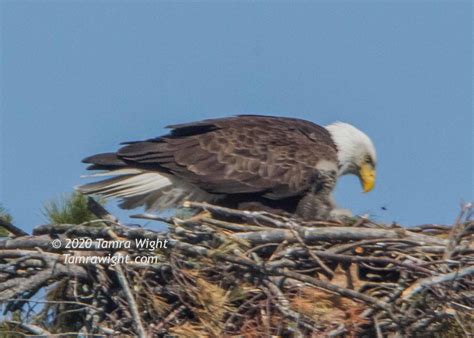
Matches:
[0,201,472,337]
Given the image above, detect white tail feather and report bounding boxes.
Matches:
[80,168,144,178]
[76,169,218,211]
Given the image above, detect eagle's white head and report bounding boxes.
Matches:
[325,122,377,192]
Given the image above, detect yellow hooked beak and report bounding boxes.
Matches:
[359,163,376,193]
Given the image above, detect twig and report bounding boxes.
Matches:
[263,279,316,332]
[286,220,334,278]
[0,218,29,237]
[374,315,383,338]
[444,203,472,260]
[5,321,51,335]
[154,304,187,332]
[401,266,474,300]
[130,213,173,224]
[114,257,146,338]
[185,201,291,228]
[87,197,119,223]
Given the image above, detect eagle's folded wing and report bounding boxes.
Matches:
[78,115,338,210]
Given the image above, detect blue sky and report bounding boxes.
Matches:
[1,1,472,232]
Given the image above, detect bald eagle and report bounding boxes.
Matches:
[77,115,376,220]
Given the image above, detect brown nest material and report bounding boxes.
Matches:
[0,201,472,337]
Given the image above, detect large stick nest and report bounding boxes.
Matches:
[0,201,472,337]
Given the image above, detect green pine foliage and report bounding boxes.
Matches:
[42,192,98,224]
[0,204,13,224]
[0,204,13,237]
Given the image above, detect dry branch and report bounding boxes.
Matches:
[0,218,29,237]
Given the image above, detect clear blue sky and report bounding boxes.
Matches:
[1,1,472,232]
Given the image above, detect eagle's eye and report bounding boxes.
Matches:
[365,155,375,167]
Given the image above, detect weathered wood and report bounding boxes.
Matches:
[234,227,447,246]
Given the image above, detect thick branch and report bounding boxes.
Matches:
[234,227,447,246]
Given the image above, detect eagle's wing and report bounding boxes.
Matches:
[109,115,338,199]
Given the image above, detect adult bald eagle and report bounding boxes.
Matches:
[77,115,376,220]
